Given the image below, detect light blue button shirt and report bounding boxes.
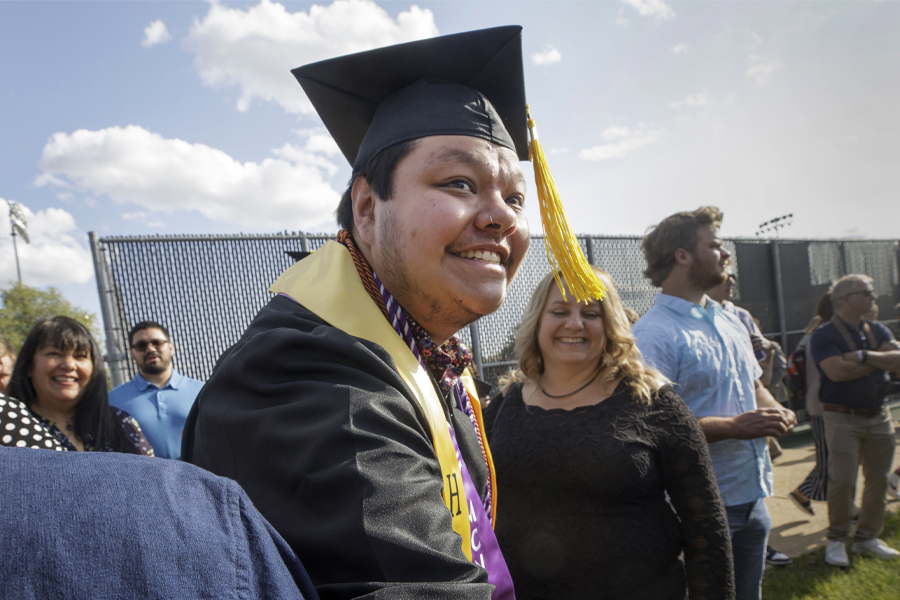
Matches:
[633,293,772,506]
[109,371,205,460]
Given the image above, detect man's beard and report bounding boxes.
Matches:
[376,209,482,332]
[141,357,169,375]
[689,258,727,292]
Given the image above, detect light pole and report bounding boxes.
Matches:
[755,213,793,238]
[755,213,793,351]
[7,201,29,284]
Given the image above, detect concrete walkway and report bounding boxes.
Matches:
[765,423,900,558]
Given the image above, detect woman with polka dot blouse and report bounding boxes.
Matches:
[0,316,153,455]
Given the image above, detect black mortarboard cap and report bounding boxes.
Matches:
[292,26,528,170]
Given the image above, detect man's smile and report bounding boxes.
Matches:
[453,249,501,264]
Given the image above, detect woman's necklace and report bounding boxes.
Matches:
[31,404,75,432]
[540,368,602,399]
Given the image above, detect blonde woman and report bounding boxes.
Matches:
[484,268,734,600]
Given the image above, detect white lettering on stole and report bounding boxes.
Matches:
[469,499,485,563]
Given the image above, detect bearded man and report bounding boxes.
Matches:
[632,206,797,600]
[109,320,204,459]
[179,27,592,600]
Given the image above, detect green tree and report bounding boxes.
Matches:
[0,282,100,350]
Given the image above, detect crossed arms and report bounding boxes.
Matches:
[818,340,900,382]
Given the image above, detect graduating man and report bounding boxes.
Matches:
[184,27,604,600]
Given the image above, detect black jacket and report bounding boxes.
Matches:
[184,295,492,600]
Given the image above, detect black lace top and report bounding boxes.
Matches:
[483,381,734,600]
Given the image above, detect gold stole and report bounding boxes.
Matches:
[269,240,496,559]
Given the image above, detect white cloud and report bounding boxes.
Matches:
[620,0,675,21]
[35,125,342,229]
[299,130,342,156]
[750,31,763,50]
[185,0,438,114]
[746,54,781,87]
[0,200,94,286]
[578,123,665,161]
[671,43,688,55]
[669,91,709,110]
[142,20,172,48]
[531,44,562,67]
[121,211,165,229]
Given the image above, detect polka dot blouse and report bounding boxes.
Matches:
[1,395,63,450]
[0,394,154,455]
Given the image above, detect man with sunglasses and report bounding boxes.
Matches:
[109,321,204,459]
[811,275,900,566]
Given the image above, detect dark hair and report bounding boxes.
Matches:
[641,206,724,287]
[815,292,834,322]
[7,316,139,454]
[335,139,419,231]
[805,291,834,334]
[129,320,171,347]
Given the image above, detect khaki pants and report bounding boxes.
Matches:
[824,408,896,541]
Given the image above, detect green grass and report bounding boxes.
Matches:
[762,511,900,599]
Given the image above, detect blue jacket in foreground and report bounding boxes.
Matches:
[0,446,318,600]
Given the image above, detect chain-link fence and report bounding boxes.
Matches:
[90,233,900,391]
[732,239,900,360]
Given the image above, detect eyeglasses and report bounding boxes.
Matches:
[847,289,876,299]
[132,339,169,352]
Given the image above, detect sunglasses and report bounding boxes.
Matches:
[132,339,169,352]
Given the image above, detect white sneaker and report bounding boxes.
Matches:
[889,472,900,500]
[850,538,900,559]
[825,540,849,567]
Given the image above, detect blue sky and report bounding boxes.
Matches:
[1,0,899,317]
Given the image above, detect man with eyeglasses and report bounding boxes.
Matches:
[810,274,900,566]
[109,321,204,459]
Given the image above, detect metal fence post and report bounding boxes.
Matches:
[840,241,849,276]
[300,231,309,253]
[771,240,788,351]
[585,236,596,266]
[468,321,484,380]
[895,241,900,291]
[89,232,128,387]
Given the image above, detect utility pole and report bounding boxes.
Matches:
[7,201,29,284]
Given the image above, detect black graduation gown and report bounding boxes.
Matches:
[184,295,493,600]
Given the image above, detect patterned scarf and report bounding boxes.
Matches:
[337,230,493,519]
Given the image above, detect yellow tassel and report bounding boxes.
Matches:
[527,106,607,303]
